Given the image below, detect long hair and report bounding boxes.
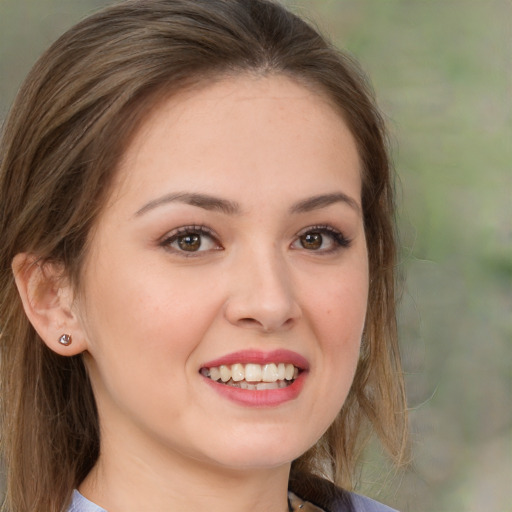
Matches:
[0,1,407,510]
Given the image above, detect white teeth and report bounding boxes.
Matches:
[256,382,279,390]
[203,362,301,387]
[219,365,231,383]
[262,363,278,382]
[244,363,262,382]
[209,367,221,381]
[231,363,244,382]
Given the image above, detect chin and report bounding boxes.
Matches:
[200,430,316,471]
[210,452,296,472]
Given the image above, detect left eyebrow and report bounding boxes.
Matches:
[134,192,241,217]
[290,193,361,215]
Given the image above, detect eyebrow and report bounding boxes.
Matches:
[134,192,241,217]
[290,193,361,215]
[134,191,361,217]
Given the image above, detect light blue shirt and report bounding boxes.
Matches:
[68,490,107,512]
[68,489,398,512]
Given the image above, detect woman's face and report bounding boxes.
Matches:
[76,74,368,472]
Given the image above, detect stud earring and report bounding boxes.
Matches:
[58,334,72,346]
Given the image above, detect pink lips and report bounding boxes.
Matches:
[200,349,309,407]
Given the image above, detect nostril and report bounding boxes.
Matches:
[224,292,301,333]
[236,316,296,332]
[237,317,262,328]
[282,318,294,328]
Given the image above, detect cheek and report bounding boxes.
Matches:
[318,286,365,382]
[304,263,368,418]
[309,261,368,342]
[78,263,223,395]
[83,256,216,340]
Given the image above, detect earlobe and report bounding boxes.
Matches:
[11,253,87,356]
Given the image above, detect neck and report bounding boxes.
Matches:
[80,436,292,512]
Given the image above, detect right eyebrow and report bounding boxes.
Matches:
[290,192,361,216]
[134,192,242,217]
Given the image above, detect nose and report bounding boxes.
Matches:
[223,247,301,333]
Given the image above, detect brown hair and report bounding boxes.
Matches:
[0,0,407,510]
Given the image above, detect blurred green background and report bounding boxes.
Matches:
[1,0,510,511]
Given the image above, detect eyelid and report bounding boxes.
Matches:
[158,223,351,256]
[159,225,223,255]
[292,224,352,252]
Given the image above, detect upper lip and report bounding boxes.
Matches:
[201,349,309,370]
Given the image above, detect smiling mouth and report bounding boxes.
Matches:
[200,363,300,390]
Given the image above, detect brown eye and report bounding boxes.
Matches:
[162,226,221,254]
[292,226,351,253]
[177,234,201,251]
[300,232,323,250]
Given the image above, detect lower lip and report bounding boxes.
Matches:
[203,372,307,407]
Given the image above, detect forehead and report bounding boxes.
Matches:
[110,73,361,209]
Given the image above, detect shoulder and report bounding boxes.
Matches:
[289,472,398,512]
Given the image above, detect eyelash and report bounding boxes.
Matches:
[159,224,351,256]
[159,225,222,257]
[294,225,352,253]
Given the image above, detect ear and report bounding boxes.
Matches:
[12,253,88,356]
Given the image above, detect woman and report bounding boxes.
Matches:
[0,1,408,511]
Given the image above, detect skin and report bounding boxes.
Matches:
[16,74,369,512]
